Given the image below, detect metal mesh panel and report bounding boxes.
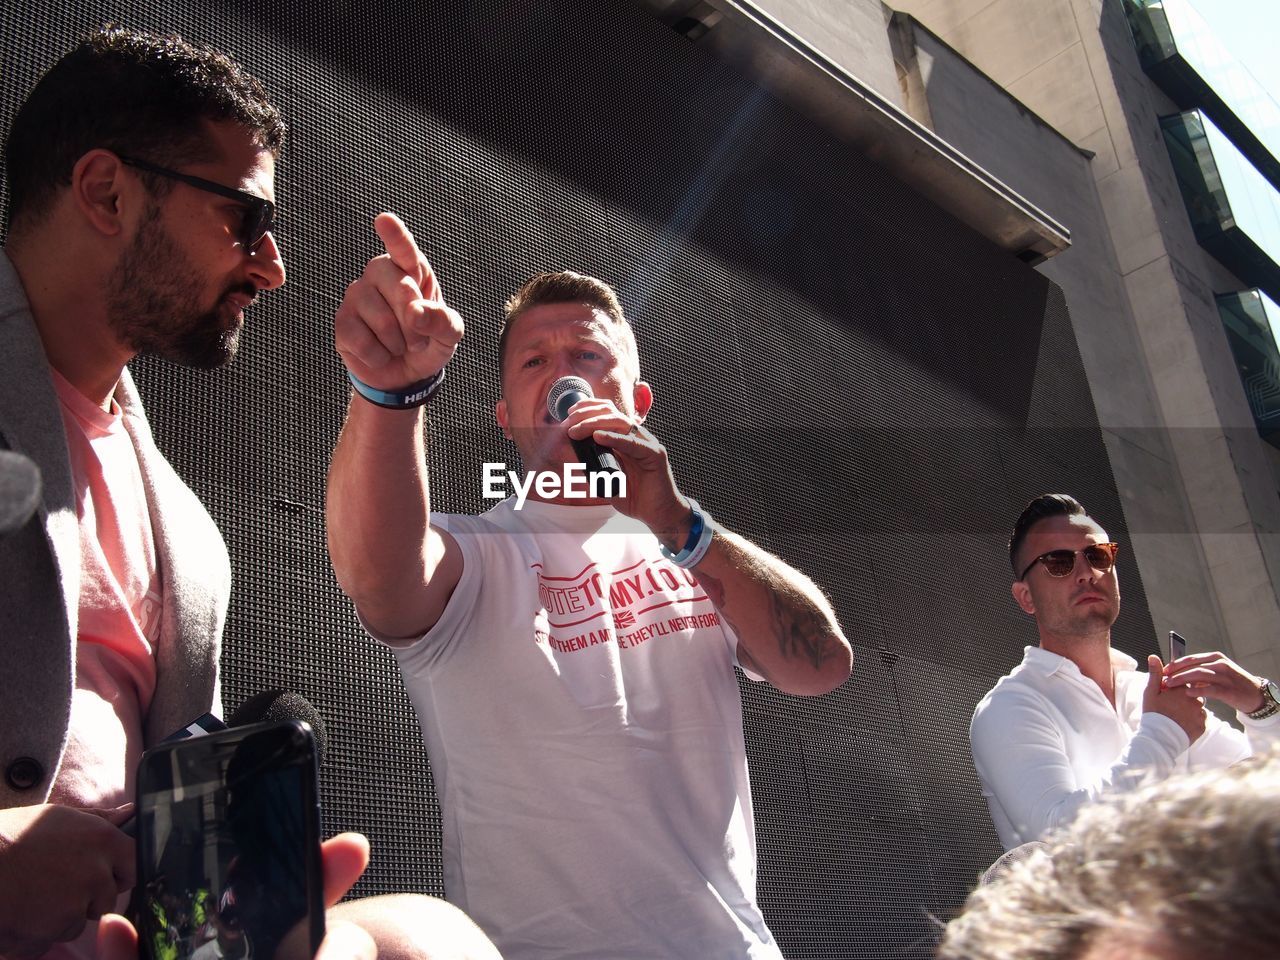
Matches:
[1,0,1157,952]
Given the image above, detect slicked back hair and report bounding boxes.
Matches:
[498,271,640,384]
[5,25,284,233]
[1008,494,1088,577]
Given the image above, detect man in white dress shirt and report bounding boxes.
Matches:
[970,493,1280,849]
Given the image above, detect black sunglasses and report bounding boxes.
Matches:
[119,155,275,252]
[1019,542,1120,581]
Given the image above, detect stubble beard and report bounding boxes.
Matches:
[105,203,252,370]
[1054,593,1121,643]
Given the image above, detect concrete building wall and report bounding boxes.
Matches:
[890,13,1231,660]
[752,0,905,107]
[887,0,1280,683]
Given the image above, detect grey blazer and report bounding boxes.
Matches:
[0,251,230,807]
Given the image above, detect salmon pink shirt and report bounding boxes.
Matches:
[46,368,161,959]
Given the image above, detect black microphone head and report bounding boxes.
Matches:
[547,376,593,422]
[227,689,329,766]
[0,449,42,537]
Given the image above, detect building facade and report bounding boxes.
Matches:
[751,0,1280,686]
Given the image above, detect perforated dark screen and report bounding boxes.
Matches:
[2,1,1158,955]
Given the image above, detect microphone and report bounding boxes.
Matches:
[227,688,329,767]
[0,450,41,537]
[546,376,623,477]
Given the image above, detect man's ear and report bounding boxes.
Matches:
[633,381,653,422]
[495,398,512,441]
[70,150,133,238]
[1011,580,1036,616]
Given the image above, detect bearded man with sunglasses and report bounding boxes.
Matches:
[0,27,287,957]
[0,28,500,960]
[970,493,1280,851]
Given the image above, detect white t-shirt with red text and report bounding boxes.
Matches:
[389,497,781,960]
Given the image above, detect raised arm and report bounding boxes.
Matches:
[325,214,465,642]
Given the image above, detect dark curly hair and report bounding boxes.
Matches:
[5,25,284,231]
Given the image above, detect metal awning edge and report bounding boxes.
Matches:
[638,0,1073,263]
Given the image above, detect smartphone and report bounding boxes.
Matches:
[1169,630,1187,662]
[133,719,324,960]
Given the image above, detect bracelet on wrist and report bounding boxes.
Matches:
[347,367,445,409]
[1246,677,1280,720]
[660,499,715,568]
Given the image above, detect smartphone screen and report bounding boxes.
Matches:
[1169,630,1187,662]
[134,719,324,960]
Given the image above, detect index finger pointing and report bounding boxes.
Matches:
[373,212,442,300]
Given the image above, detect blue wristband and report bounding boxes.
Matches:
[347,367,445,409]
[660,499,715,568]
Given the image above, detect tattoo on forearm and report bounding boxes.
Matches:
[697,568,837,672]
[768,588,838,670]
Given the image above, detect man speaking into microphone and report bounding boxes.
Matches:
[327,214,853,960]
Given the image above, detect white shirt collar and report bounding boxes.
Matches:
[1021,644,1138,678]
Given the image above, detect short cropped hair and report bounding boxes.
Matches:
[5,26,285,231]
[498,271,640,382]
[1008,494,1088,575]
[938,754,1280,960]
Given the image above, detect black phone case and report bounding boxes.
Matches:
[132,719,324,960]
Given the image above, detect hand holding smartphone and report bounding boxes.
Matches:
[1162,630,1189,691]
[132,719,324,960]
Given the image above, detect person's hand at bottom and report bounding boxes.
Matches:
[97,833,377,960]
